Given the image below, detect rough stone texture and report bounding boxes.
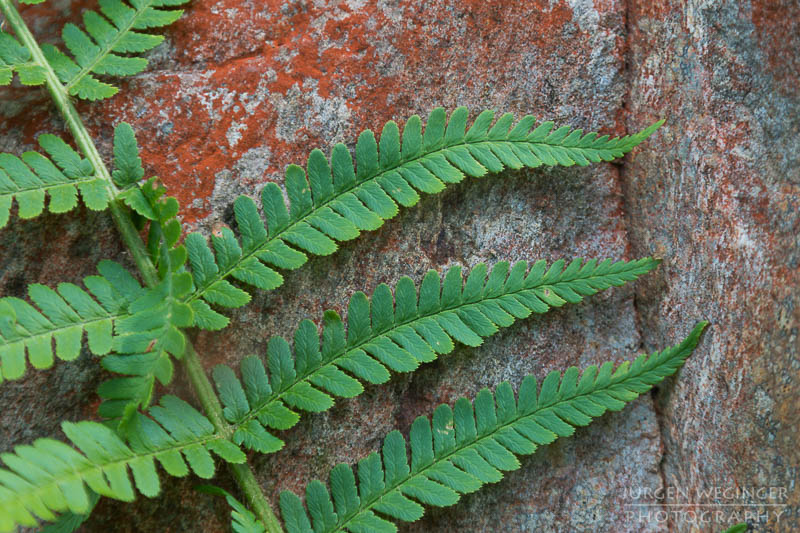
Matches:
[624,1,800,532]
[0,1,795,532]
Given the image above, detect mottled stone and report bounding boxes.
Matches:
[625,1,800,531]
[3,0,792,532]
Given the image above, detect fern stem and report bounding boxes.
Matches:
[0,3,284,530]
[230,463,284,533]
[184,347,282,531]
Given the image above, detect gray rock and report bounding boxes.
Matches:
[1,0,795,531]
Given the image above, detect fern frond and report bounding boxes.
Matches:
[0,30,45,86]
[278,322,708,533]
[38,0,190,101]
[0,260,143,383]
[197,486,267,533]
[184,108,663,330]
[0,395,246,533]
[0,134,108,228]
[212,257,659,454]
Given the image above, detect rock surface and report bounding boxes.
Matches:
[0,1,796,532]
[624,1,800,531]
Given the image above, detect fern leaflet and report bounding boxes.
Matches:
[184,107,663,330]
[212,257,659,454]
[0,29,45,86]
[197,486,267,533]
[0,395,246,533]
[39,0,190,101]
[97,269,193,423]
[0,260,142,382]
[0,134,109,228]
[0,122,147,228]
[278,322,708,533]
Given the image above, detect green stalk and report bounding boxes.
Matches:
[0,2,283,530]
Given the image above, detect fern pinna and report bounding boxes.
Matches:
[210,257,661,453]
[0,0,190,100]
[279,323,708,533]
[0,1,706,531]
[0,109,664,412]
[0,323,706,532]
[181,108,663,330]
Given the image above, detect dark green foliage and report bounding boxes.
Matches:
[278,323,708,533]
[212,258,660,454]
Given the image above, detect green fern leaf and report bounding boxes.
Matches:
[184,108,663,328]
[0,260,143,383]
[197,485,267,533]
[0,394,245,533]
[0,134,108,228]
[0,30,46,87]
[212,257,659,454]
[36,0,189,101]
[278,322,708,533]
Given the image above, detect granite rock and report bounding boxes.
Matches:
[0,1,795,532]
[624,1,800,531]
